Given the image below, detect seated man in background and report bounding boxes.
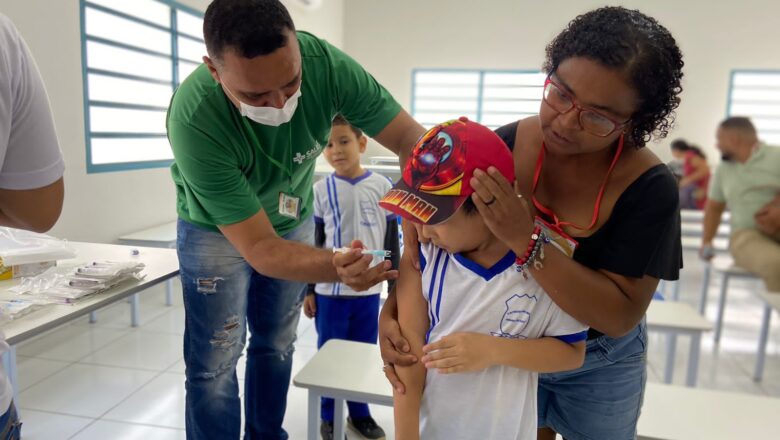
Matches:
[702,117,780,293]
[0,12,66,439]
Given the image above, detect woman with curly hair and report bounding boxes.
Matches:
[380,6,684,440]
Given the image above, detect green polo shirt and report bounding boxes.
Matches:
[167,31,401,234]
[709,144,780,232]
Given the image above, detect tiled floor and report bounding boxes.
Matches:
[13,248,780,439]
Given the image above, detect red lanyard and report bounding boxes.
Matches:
[531,135,624,232]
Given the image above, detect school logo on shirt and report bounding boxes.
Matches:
[293,141,323,164]
[490,294,536,339]
[360,201,379,227]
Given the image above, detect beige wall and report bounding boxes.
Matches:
[0,0,344,243]
[3,0,777,241]
[343,0,780,162]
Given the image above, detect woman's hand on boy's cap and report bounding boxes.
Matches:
[470,167,535,253]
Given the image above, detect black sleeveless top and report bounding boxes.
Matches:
[495,122,683,338]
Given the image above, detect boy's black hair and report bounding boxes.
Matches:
[462,196,478,215]
[543,6,684,147]
[204,0,295,61]
[332,114,363,138]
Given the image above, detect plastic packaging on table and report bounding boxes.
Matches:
[0,227,76,266]
[10,260,146,302]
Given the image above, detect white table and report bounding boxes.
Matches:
[295,340,780,440]
[637,383,780,440]
[314,160,401,181]
[118,221,178,307]
[646,301,712,387]
[680,209,730,223]
[293,339,392,440]
[0,242,179,403]
[680,222,730,238]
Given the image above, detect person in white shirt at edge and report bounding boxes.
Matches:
[0,13,66,440]
[380,118,586,440]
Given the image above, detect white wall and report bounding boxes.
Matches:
[0,0,343,243]
[343,0,780,163]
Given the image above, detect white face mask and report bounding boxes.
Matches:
[223,83,301,126]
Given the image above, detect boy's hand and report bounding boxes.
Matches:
[422,332,495,374]
[303,293,317,318]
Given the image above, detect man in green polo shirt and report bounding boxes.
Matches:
[702,117,780,294]
[166,1,424,439]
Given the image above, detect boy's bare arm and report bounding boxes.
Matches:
[394,250,429,440]
[422,332,585,374]
[490,337,585,372]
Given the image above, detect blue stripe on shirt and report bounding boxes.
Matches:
[554,330,589,344]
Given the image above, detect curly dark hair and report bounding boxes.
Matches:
[204,0,295,61]
[543,7,684,147]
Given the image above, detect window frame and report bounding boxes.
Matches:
[80,0,205,173]
[726,69,780,146]
[410,68,545,130]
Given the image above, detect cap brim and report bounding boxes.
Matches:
[379,178,468,225]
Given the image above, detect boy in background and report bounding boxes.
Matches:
[304,115,399,440]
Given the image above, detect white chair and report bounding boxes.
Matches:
[708,256,762,344]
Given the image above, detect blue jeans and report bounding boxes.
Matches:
[314,294,380,422]
[538,321,648,440]
[0,401,20,440]
[178,218,314,440]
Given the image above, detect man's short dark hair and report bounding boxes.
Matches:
[204,0,295,61]
[720,116,757,136]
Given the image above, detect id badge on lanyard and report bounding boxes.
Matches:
[534,216,578,258]
[279,192,301,220]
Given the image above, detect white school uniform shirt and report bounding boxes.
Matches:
[0,14,64,415]
[313,171,395,296]
[418,242,587,440]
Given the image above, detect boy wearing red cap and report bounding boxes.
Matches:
[380,118,586,440]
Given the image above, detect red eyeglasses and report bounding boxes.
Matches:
[542,77,630,137]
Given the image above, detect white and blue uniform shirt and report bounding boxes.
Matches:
[313,171,396,296]
[418,242,588,440]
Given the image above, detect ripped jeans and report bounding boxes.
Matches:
[177,218,313,440]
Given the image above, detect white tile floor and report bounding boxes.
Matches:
[13,248,780,439]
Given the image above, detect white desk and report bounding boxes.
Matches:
[680,209,730,223]
[293,339,392,440]
[118,221,178,306]
[295,340,780,440]
[117,221,177,248]
[0,242,179,402]
[314,161,401,181]
[646,301,712,387]
[680,222,730,238]
[637,383,780,440]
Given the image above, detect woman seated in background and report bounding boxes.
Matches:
[671,139,710,210]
